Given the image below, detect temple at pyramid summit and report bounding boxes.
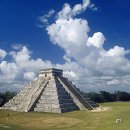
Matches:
[1,68,98,113]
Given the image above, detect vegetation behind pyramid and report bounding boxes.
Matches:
[1,68,98,113]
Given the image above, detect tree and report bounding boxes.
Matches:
[0,92,17,106]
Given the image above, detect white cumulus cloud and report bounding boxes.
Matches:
[1,0,130,92]
[63,70,78,80]
[58,0,90,19]
[24,72,36,81]
[87,32,105,48]
[11,43,23,50]
[107,79,120,86]
[47,18,89,60]
[39,9,55,25]
[0,46,53,91]
[0,49,7,59]
[106,45,129,57]
[44,0,130,92]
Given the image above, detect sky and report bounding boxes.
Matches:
[0,0,130,92]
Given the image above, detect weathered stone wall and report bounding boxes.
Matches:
[1,68,97,113]
[34,76,79,113]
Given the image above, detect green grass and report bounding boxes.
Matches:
[0,102,130,130]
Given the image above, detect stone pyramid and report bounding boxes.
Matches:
[2,68,97,113]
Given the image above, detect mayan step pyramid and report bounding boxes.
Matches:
[1,68,98,113]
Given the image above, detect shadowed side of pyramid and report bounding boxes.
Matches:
[1,68,98,113]
[34,76,79,113]
[58,77,94,110]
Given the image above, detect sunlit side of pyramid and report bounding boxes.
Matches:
[2,68,98,113]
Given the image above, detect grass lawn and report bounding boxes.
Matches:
[0,102,130,130]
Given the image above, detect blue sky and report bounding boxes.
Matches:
[0,0,130,62]
[0,0,130,92]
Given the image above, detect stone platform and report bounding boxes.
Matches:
[1,68,98,113]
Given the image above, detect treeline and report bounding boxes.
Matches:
[1,91,130,106]
[82,91,130,103]
[0,91,17,106]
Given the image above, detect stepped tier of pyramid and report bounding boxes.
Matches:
[1,68,98,113]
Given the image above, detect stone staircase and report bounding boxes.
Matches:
[58,77,94,110]
[34,76,79,113]
[2,84,32,111]
[1,68,98,113]
[2,77,49,112]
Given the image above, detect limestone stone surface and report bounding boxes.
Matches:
[1,68,98,113]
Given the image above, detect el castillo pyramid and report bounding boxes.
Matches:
[1,68,98,113]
